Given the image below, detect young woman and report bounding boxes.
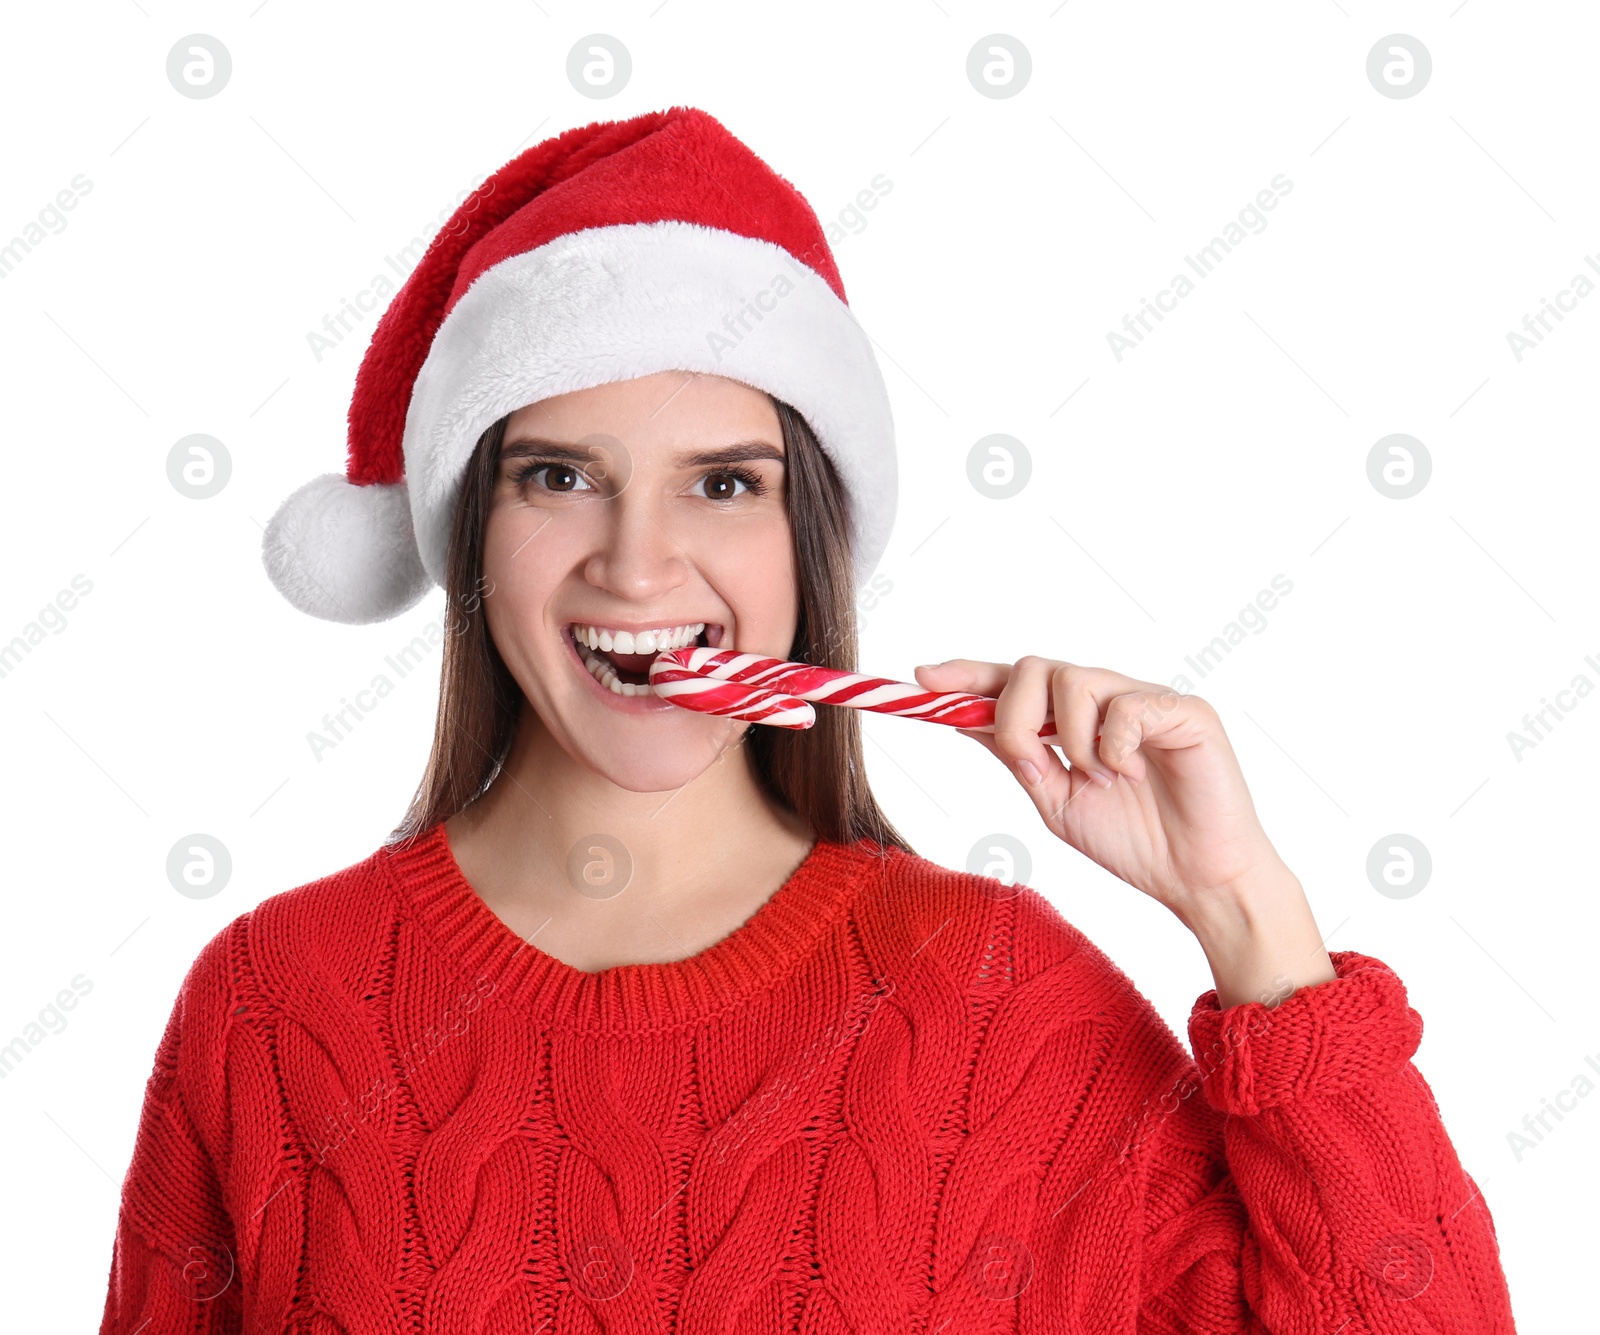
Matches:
[99,107,1518,1333]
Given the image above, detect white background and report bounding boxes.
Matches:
[2,3,1592,1329]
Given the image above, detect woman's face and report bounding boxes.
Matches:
[479,370,798,792]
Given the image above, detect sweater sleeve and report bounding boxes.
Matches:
[1131,949,1517,1334]
[99,921,246,1335]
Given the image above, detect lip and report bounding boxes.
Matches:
[560,624,694,716]
[564,618,712,639]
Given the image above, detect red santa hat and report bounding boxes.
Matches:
[261,105,897,625]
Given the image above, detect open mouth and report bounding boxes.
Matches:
[566,621,725,696]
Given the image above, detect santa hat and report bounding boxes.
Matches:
[261,105,897,625]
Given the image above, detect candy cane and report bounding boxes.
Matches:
[648,646,1061,742]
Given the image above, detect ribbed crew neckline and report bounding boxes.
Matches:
[382,821,885,1031]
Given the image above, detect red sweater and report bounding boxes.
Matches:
[99,824,1517,1332]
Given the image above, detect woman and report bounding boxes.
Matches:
[99,107,1518,1332]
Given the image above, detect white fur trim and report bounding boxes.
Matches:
[402,220,897,590]
[261,473,431,624]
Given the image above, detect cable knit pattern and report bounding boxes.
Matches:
[98,824,1518,1333]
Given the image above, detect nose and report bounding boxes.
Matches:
[582,492,692,601]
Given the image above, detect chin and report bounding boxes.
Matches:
[574,733,742,796]
[595,755,725,796]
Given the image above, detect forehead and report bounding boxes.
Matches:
[503,373,782,442]
[500,376,786,471]
[498,436,785,473]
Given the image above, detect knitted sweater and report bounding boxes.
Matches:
[98,824,1517,1333]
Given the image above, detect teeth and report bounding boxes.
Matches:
[577,640,650,695]
[570,621,705,653]
[568,622,710,698]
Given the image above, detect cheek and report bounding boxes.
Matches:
[478,513,566,628]
[482,487,591,567]
[686,509,793,571]
[702,519,799,632]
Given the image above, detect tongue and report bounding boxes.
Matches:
[604,649,657,683]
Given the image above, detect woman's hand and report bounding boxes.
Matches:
[914,657,1336,1007]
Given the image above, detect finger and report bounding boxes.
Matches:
[1048,664,1166,785]
[1097,693,1149,782]
[987,656,1064,783]
[1048,664,1121,788]
[913,658,1011,698]
[956,724,1085,821]
[953,723,1068,797]
[1099,688,1196,781]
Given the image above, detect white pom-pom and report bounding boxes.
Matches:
[261,473,432,625]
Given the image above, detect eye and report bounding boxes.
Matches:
[700,466,769,502]
[509,460,595,494]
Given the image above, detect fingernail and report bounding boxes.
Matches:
[1017,759,1042,785]
[1092,769,1115,789]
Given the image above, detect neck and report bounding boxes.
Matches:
[443,705,813,950]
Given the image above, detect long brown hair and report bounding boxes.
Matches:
[388,393,914,855]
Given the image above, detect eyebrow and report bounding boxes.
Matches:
[499,437,786,468]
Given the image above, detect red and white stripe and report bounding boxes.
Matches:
[648,646,1060,740]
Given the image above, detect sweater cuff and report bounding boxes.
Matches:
[1184,950,1423,1116]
